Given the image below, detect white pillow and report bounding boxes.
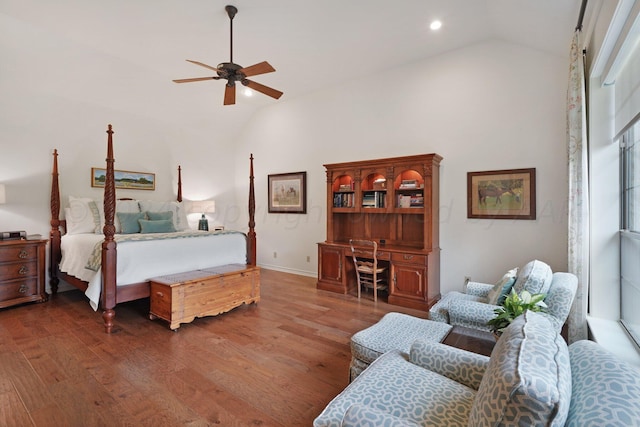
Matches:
[139,200,188,231]
[96,199,140,233]
[66,196,100,234]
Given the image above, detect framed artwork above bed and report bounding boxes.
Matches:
[268,171,307,214]
[91,168,155,191]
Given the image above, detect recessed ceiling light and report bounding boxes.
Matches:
[430,20,442,31]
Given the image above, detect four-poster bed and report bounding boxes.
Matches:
[49,124,258,333]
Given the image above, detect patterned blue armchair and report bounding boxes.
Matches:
[314,311,640,427]
[430,260,578,332]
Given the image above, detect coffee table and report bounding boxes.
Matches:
[442,325,496,356]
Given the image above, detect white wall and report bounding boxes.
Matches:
[235,40,570,293]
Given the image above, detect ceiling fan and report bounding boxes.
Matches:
[173,5,283,106]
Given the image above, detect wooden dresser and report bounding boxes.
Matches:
[0,239,48,309]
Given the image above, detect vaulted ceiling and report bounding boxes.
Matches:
[1,0,583,129]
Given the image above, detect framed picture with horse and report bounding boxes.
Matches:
[467,168,536,219]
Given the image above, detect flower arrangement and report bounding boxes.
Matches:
[487,289,547,336]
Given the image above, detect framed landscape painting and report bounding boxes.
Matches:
[91,168,156,191]
[467,168,536,219]
[268,171,307,214]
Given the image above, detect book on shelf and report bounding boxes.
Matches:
[398,179,418,189]
[398,195,411,208]
[397,193,424,208]
[362,191,385,208]
[410,195,424,207]
[334,192,354,208]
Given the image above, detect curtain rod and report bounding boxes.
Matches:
[576,0,588,31]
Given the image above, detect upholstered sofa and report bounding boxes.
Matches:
[430,259,578,333]
[314,311,640,427]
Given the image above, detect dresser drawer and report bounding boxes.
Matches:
[0,278,38,300]
[391,253,427,265]
[0,245,37,263]
[0,261,37,280]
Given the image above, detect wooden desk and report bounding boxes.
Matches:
[442,325,496,357]
[317,241,440,311]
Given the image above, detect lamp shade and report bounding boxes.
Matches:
[189,200,215,214]
[0,184,5,204]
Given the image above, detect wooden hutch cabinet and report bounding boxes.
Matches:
[317,153,442,311]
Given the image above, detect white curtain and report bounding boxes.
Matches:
[566,30,589,343]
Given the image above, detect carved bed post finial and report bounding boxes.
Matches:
[177,165,183,202]
[247,154,256,266]
[50,149,61,294]
[101,124,117,333]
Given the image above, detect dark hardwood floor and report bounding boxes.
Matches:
[0,269,430,426]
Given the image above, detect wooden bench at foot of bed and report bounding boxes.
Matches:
[148,264,260,330]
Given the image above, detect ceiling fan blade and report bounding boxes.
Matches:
[173,76,220,83]
[224,84,236,105]
[186,60,221,72]
[240,61,276,77]
[243,79,283,100]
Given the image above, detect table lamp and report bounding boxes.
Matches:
[189,200,215,231]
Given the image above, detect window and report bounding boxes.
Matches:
[620,119,640,347]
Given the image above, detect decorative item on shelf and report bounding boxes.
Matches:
[487,289,547,338]
[189,200,216,231]
[0,183,5,204]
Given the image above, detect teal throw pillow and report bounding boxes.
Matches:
[146,210,173,221]
[486,267,518,305]
[116,212,146,234]
[139,219,176,234]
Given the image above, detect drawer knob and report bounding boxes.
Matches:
[18,250,28,259]
[19,284,28,294]
[155,291,164,298]
[403,254,414,260]
[18,266,29,275]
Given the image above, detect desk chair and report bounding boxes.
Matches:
[349,239,388,302]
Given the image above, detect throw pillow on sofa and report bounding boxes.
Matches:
[486,267,519,305]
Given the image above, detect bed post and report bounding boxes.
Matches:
[49,149,61,295]
[101,124,117,333]
[177,165,182,202]
[248,154,256,266]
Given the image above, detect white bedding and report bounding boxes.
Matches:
[60,231,248,311]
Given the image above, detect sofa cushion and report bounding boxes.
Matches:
[314,350,474,427]
[566,340,640,426]
[468,311,571,426]
[486,267,519,305]
[341,404,421,427]
[512,259,553,296]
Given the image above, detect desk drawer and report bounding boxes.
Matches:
[391,253,427,265]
